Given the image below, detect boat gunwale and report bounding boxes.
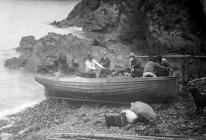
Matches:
[35,75,178,84]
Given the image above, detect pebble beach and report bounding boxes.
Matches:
[0,98,205,140]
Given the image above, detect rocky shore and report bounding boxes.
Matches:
[0,98,206,140]
[4,32,143,74]
[2,0,206,139]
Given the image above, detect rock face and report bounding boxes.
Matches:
[52,0,206,55]
[4,33,135,73]
[51,0,147,43]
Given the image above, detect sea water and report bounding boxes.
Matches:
[0,0,81,118]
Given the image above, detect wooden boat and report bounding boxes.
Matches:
[35,75,178,104]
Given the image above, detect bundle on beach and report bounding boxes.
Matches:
[130,101,158,122]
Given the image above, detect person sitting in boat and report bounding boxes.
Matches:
[85,54,105,78]
[154,55,171,76]
[161,57,169,67]
[127,52,142,77]
[157,56,179,77]
[57,53,69,74]
[143,56,169,78]
[99,53,110,78]
[100,53,110,68]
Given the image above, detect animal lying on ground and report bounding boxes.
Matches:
[189,88,206,114]
[104,112,127,128]
[130,101,157,122]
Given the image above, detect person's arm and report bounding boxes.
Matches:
[93,59,105,69]
[85,60,96,70]
[154,62,167,69]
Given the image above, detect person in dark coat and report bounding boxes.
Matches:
[155,55,170,76]
[57,54,69,74]
[99,53,110,68]
[99,53,111,78]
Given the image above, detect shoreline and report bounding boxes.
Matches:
[0,98,205,140]
[0,99,44,120]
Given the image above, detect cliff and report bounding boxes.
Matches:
[4,0,206,80]
[52,0,206,55]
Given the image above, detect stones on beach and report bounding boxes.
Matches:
[18,125,40,135]
[0,133,14,140]
[27,134,47,140]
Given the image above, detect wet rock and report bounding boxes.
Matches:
[4,56,27,69]
[16,36,37,55]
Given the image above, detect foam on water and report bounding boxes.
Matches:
[0,0,81,118]
[0,99,43,119]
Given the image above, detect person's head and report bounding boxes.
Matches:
[87,54,93,61]
[128,52,135,61]
[161,58,169,66]
[156,55,162,64]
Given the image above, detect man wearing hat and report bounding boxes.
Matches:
[128,52,142,77]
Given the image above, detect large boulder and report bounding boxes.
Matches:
[16,36,37,55]
[4,33,136,74]
[4,56,27,69]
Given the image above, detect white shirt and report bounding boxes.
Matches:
[85,59,104,72]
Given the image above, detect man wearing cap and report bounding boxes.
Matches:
[128,52,142,77]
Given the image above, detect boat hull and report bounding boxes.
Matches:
[35,75,178,104]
